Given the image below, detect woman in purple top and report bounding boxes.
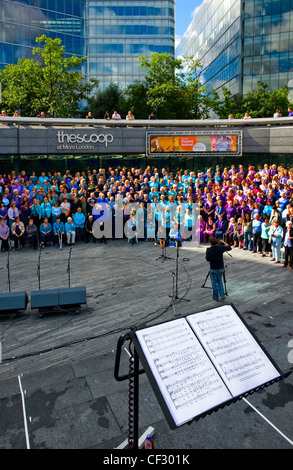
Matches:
[19,199,31,227]
[279,175,289,185]
[234,217,244,247]
[204,196,215,221]
[215,198,226,219]
[224,217,237,245]
[203,216,216,243]
[215,214,228,240]
[226,200,237,222]
[0,202,8,223]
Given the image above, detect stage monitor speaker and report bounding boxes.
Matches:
[30,289,59,309]
[30,287,87,311]
[58,287,87,307]
[0,291,28,313]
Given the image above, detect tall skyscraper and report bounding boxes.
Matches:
[0,0,175,91]
[87,1,175,90]
[176,0,293,96]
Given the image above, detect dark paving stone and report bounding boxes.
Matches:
[0,241,292,450]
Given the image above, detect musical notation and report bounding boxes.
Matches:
[135,305,280,427]
[137,318,231,425]
[187,305,280,396]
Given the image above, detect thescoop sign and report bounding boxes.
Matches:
[57,131,114,148]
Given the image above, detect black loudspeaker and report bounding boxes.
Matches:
[30,286,87,311]
[58,287,87,307]
[30,289,59,309]
[0,291,28,313]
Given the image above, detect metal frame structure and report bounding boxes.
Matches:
[145,129,243,157]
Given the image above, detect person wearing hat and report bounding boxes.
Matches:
[282,220,293,269]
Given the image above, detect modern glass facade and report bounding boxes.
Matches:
[242,0,293,93]
[87,0,175,90]
[176,0,242,95]
[176,0,293,96]
[0,0,175,91]
[0,0,87,71]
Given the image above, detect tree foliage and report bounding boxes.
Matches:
[0,35,98,117]
[214,81,291,119]
[137,53,216,119]
[86,82,128,118]
[1,39,291,121]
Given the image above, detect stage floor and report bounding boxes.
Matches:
[0,239,292,450]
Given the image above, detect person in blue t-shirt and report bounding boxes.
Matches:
[252,213,263,253]
[53,216,65,247]
[269,220,283,263]
[73,207,86,241]
[65,217,76,246]
[40,217,52,247]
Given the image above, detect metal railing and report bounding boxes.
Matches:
[0,116,293,127]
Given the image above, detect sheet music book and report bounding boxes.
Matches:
[132,304,281,428]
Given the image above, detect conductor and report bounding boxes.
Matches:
[205,237,232,301]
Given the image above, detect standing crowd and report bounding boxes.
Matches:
[0,163,292,268]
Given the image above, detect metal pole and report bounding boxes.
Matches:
[132,347,140,450]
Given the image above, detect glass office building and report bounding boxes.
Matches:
[87,0,175,90]
[176,0,293,96]
[176,0,241,95]
[0,0,175,91]
[242,0,293,93]
[0,0,87,70]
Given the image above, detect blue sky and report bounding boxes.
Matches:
[175,0,203,41]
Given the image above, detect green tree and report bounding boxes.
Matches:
[211,86,244,119]
[242,81,290,118]
[86,82,127,119]
[0,35,98,117]
[124,81,150,119]
[179,56,218,119]
[213,81,291,119]
[138,53,214,119]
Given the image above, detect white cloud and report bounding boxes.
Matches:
[175,34,182,49]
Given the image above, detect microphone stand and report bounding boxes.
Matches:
[58,229,63,250]
[37,243,42,290]
[169,238,190,303]
[6,249,11,292]
[156,240,173,263]
[67,246,72,287]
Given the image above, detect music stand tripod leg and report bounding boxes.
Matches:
[156,243,173,262]
[222,268,228,296]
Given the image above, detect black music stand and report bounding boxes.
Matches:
[156,240,173,263]
[114,331,145,450]
[115,304,291,444]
